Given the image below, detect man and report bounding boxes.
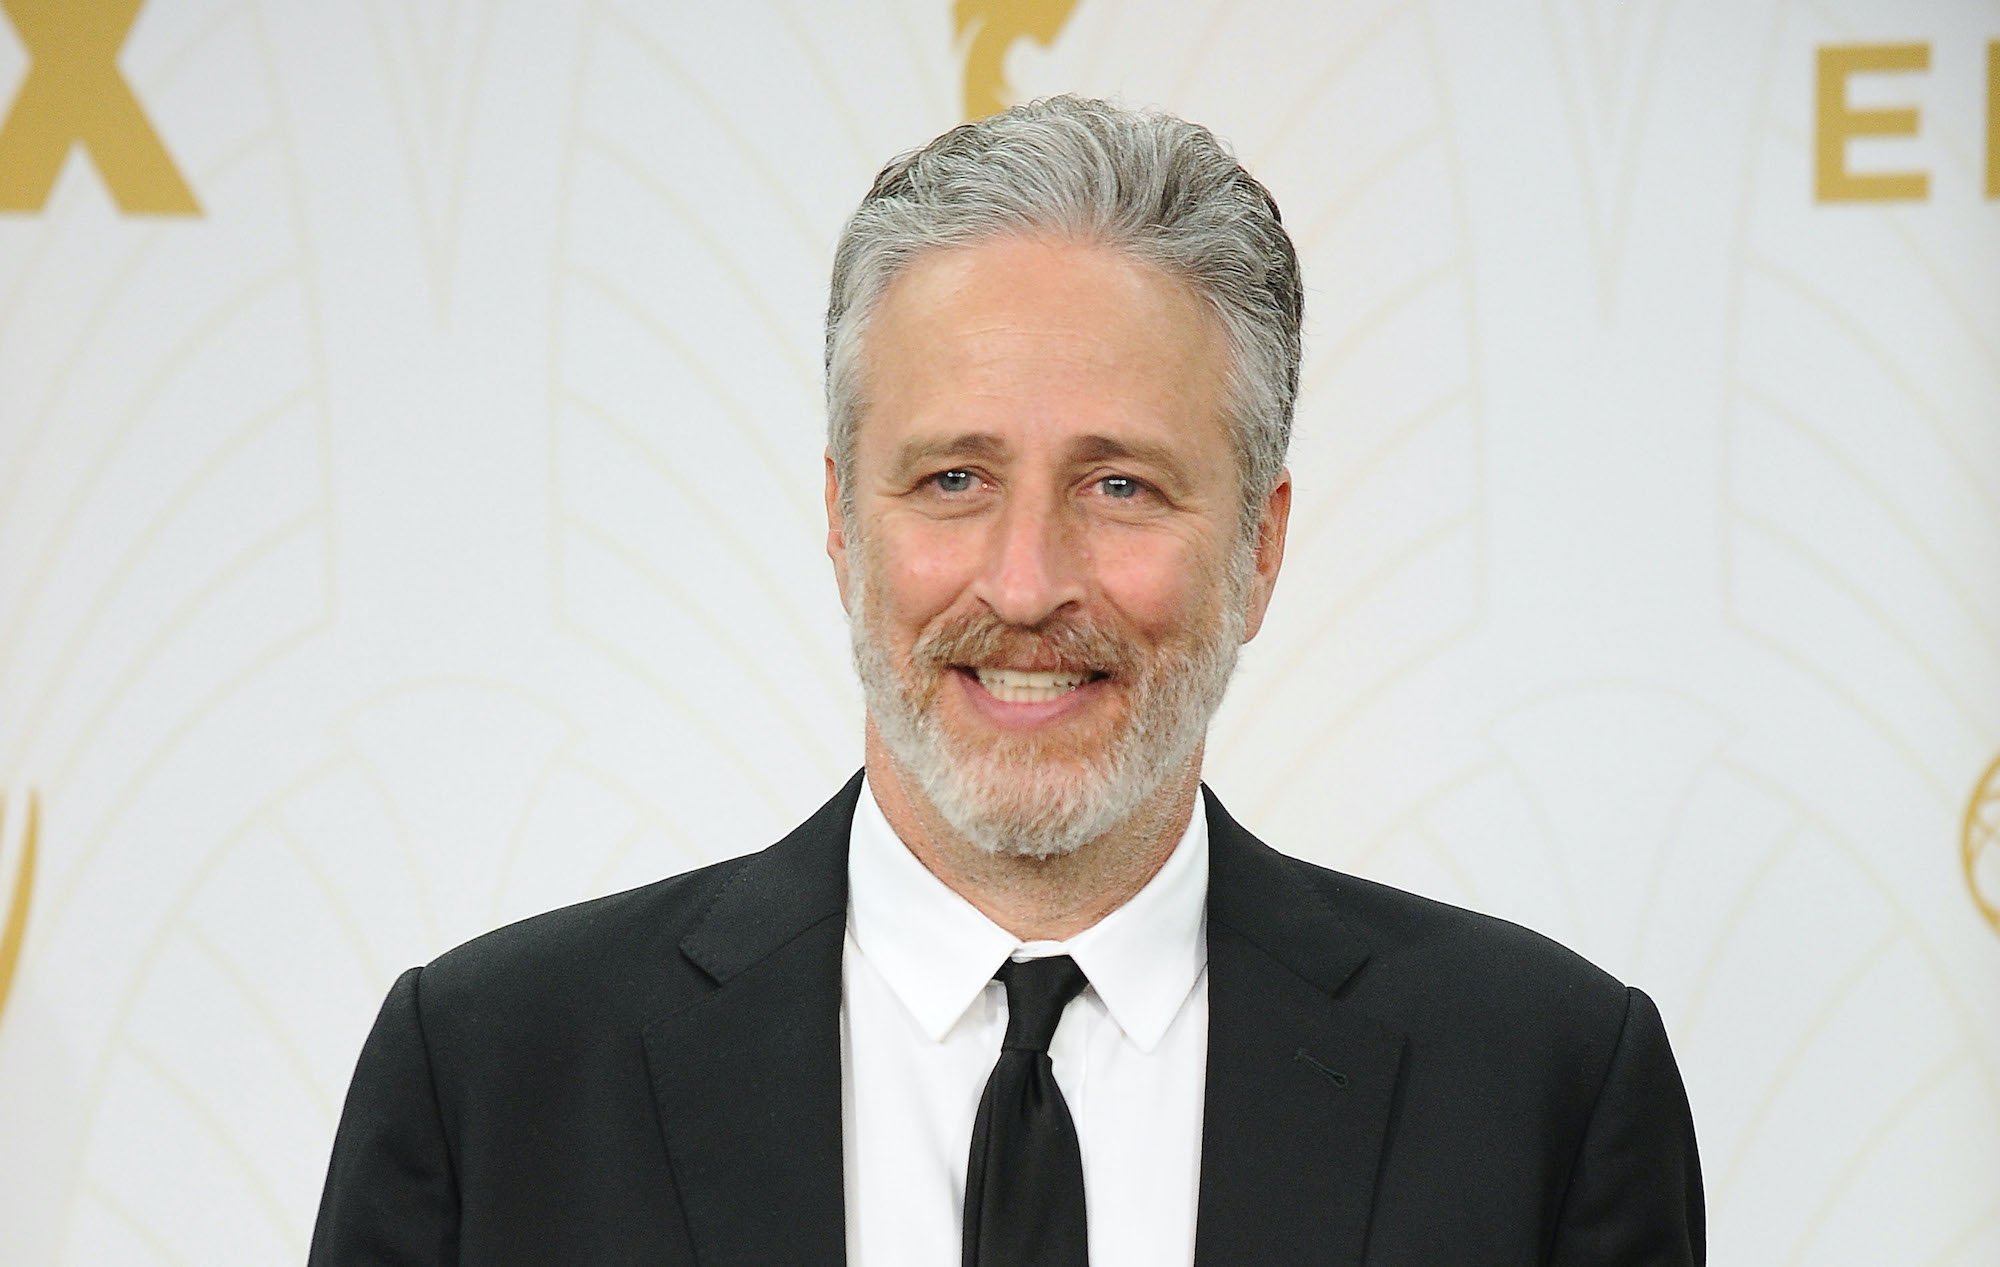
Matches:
[312,97,1703,1265]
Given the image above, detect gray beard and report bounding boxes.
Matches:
[847,546,1251,859]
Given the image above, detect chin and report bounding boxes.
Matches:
[895,722,1200,860]
[946,779,1124,860]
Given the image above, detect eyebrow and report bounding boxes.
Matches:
[885,430,1199,490]
[1068,434,1196,491]
[886,433,1010,482]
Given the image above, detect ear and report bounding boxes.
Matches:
[1239,469,1290,643]
[825,451,853,612]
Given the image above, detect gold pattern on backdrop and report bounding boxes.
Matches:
[0,0,199,213]
[1967,754,2000,936]
[954,0,1079,121]
[0,791,36,1030]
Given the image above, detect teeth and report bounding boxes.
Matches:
[974,667,1093,703]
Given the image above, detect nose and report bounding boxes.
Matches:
[973,492,1087,627]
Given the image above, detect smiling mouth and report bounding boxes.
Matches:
[965,666,1109,703]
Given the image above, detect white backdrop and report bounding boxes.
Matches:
[1,1,1997,1263]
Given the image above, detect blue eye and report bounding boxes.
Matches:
[1100,475,1141,499]
[933,469,975,493]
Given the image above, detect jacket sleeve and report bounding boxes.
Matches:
[1547,986,1705,1265]
[310,966,460,1266]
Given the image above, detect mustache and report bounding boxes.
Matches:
[910,611,1133,676]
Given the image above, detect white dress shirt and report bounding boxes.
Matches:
[841,776,1210,1266]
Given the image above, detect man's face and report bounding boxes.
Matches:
[827,236,1288,856]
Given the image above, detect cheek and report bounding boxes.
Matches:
[869,524,981,623]
[1091,533,1209,636]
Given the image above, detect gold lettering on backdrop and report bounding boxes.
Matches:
[1987,41,1998,198]
[1968,754,2000,937]
[1814,43,1930,202]
[0,0,199,214]
[955,0,1079,121]
[0,791,37,1030]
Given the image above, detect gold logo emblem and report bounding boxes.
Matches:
[0,790,37,1030]
[1967,753,2000,936]
[955,0,1079,121]
[0,0,200,214]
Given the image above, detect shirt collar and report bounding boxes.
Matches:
[846,775,1208,1053]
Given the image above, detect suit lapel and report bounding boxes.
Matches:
[642,776,860,1266]
[1196,792,1407,1265]
[636,778,1406,1262]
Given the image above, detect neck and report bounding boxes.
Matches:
[863,721,1201,941]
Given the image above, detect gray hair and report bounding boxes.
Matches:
[824,95,1302,536]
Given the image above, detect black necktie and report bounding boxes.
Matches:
[963,955,1091,1267]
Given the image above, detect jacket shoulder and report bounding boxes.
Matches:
[432,855,746,985]
[405,774,863,1054]
[1296,855,1625,1001]
[414,771,860,1023]
[1264,848,1661,1151]
[1206,796,1638,1052]
[407,854,756,1058]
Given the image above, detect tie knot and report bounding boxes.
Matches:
[996,955,1087,1053]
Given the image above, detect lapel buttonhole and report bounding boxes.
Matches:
[1293,1048,1349,1087]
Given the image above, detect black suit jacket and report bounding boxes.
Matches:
[311,774,1703,1264]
